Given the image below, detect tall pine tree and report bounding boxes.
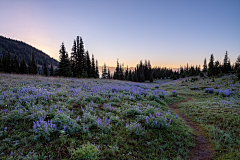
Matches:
[86,51,91,78]
[207,54,215,77]
[102,63,107,79]
[95,60,99,78]
[71,40,77,77]
[91,54,95,78]
[203,58,207,73]
[58,42,72,77]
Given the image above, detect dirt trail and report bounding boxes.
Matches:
[169,97,215,160]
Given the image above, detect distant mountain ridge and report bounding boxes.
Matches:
[0,35,58,69]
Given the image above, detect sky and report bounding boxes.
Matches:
[0,0,240,68]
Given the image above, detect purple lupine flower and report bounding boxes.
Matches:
[69,121,71,125]
[146,117,148,123]
[73,124,75,128]
[169,119,171,124]
[36,121,40,127]
[75,116,79,121]
[156,121,157,125]
[4,127,7,131]
[33,124,36,130]
[45,126,48,133]
[10,152,13,156]
[63,126,66,131]
[176,114,177,118]
[164,116,167,121]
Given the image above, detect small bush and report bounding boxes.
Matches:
[69,141,99,160]
[110,97,121,102]
[126,122,145,136]
[125,108,141,117]
[146,116,169,129]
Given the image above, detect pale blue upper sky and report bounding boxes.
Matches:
[0,0,239,68]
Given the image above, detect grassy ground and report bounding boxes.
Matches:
[160,75,240,159]
[0,73,194,160]
[1,73,239,159]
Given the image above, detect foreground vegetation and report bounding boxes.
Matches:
[0,73,194,159]
[0,73,239,159]
[161,75,240,159]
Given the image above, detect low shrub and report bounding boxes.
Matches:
[69,141,99,160]
[125,121,145,136]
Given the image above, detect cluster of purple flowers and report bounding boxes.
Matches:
[33,117,57,133]
[219,89,231,97]
[97,116,111,127]
[204,88,214,93]
[171,90,179,96]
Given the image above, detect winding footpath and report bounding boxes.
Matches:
[169,97,215,160]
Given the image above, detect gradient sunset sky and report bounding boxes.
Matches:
[1,0,240,68]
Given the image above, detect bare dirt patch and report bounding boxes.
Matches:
[169,97,215,160]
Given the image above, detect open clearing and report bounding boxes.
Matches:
[0,73,239,159]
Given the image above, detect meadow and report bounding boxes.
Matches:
[0,73,239,159]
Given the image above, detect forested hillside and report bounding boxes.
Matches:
[0,36,58,68]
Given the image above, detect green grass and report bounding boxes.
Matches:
[1,73,239,159]
[161,74,240,159]
[0,73,194,160]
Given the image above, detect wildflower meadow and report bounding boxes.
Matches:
[0,73,239,159]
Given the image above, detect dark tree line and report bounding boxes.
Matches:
[104,51,240,82]
[204,51,240,79]
[56,36,99,78]
[0,50,38,75]
[0,35,58,67]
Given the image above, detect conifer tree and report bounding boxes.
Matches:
[58,42,72,77]
[119,63,124,80]
[43,61,48,76]
[115,59,120,79]
[149,71,153,82]
[235,55,240,72]
[86,51,91,78]
[108,69,111,79]
[203,58,207,73]
[125,65,129,80]
[19,55,27,74]
[128,69,132,81]
[223,51,229,74]
[207,54,215,77]
[235,55,240,79]
[95,60,99,78]
[76,37,85,77]
[147,60,152,80]
[31,53,37,75]
[71,40,77,77]
[91,54,95,78]
[102,63,107,79]
[28,60,32,74]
